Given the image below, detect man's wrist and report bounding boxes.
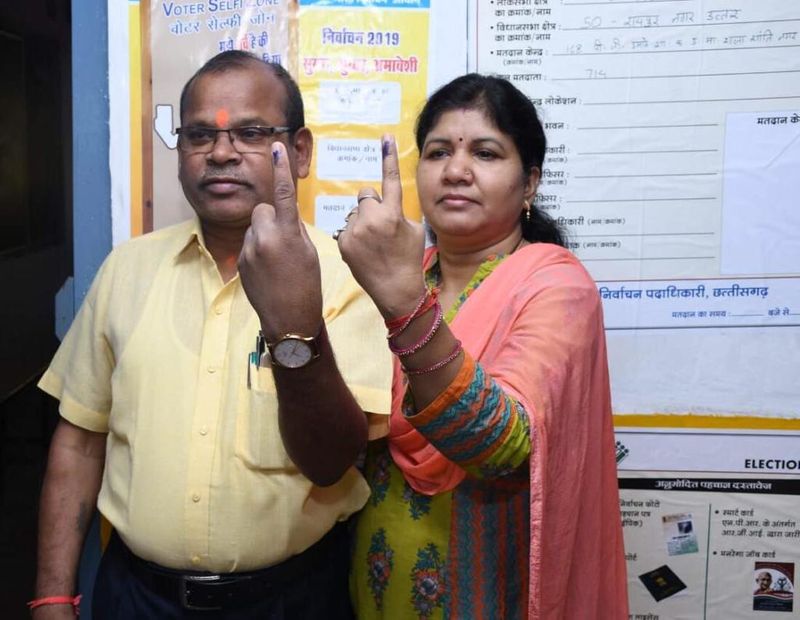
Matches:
[28,594,81,616]
[258,317,323,344]
[259,322,328,370]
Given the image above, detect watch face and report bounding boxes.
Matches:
[272,338,314,369]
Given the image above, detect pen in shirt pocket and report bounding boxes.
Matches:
[247,331,270,389]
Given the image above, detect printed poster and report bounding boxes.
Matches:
[138,1,430,233]
[297,0,430,231]
[470,0,800,417]
[472,0,800,329]
[143,0,295,231]
[616,422,800,618]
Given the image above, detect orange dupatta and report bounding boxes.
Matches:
[386,243,628,619]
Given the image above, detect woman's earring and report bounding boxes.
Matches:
[522,199,531,223]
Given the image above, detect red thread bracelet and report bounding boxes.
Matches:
[28,594,82,615]
[385,289,427,331]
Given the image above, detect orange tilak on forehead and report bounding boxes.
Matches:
[215,108,229,128]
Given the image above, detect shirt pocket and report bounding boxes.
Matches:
[234,366,297,471]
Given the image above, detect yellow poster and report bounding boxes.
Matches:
[297,0,430,230]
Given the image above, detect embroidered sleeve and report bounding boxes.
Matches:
[403,353,531,478]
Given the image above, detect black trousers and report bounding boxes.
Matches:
[93,526,354,619]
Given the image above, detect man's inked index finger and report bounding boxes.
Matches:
[270,142,299,224]
[380,134,403,216]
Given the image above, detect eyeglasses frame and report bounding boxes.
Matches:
[174,125,293,154]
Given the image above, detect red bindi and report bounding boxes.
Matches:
[215,108,229,128]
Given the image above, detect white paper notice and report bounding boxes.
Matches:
[314,194,357,236]
[317,80,402,125]
[721,111,800,276]
[473,0,800,329]
[316,138,382,181]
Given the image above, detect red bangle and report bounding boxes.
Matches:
[388,302,443,357]
[385,288,439,338]
[28,594,82,615]
[402,340,463,376]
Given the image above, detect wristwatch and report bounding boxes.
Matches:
[263,331,322,369]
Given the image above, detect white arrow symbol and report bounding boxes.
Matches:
[154,104,178,150]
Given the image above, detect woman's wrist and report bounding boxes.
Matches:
[376,284,428,322]
[386,288,438,335]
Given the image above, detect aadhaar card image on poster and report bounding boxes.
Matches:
[663,512,699,556]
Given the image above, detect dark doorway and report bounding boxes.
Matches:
[0,1,72,617]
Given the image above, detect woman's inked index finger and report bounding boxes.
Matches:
[270,142,299,224]
[380,134,403,215]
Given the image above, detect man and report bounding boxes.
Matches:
[755,571,773,595]
[31,51,392,618]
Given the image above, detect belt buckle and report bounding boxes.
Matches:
[180,574,223,611]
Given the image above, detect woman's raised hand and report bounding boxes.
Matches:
[337,134,426,319]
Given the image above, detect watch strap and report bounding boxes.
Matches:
[261,327,323,369]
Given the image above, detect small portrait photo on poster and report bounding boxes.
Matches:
[753,562,794,612]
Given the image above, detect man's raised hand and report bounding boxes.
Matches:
[238,142,322,340]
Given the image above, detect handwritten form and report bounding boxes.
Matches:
[473,0,800,330]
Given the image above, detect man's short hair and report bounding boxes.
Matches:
[179,50,305,133]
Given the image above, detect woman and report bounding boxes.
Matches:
[336,74,627,619]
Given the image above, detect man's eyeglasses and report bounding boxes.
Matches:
[175,125,292,154]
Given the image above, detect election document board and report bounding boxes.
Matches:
[616,427,799,618]
[470,0,799,416]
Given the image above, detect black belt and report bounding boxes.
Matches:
[124,522,346,611]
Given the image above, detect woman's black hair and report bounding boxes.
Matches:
[415,74,567,247]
